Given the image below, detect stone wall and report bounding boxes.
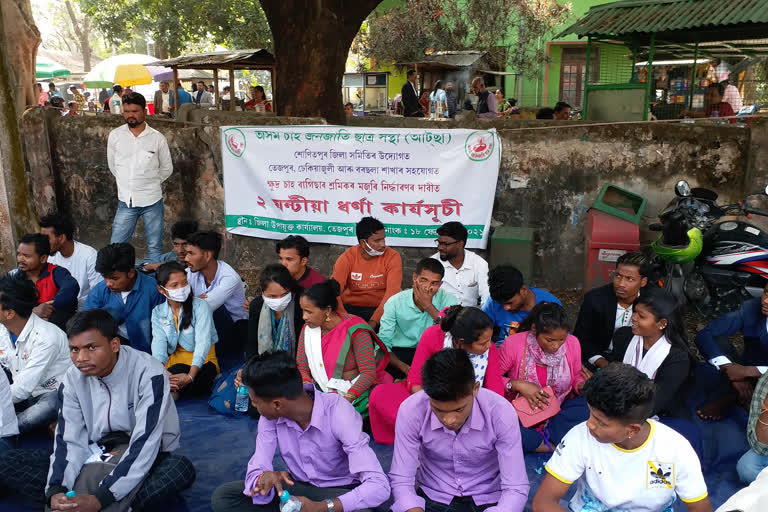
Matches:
[21,106,756,290]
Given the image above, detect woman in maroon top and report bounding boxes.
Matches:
[683,82,735,122]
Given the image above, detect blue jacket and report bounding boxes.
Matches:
[83,272,165,353]
[151,297,217,368]
[695,298,768,365]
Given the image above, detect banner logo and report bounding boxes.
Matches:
[224,128,246,157]
[465,131,494,161]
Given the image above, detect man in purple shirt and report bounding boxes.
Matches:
[390,349,529,512]
[211,351,390,512]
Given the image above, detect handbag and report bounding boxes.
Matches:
[511,342,560,428]
[512,385,561,428]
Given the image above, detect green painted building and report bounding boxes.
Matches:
[504,0,627,109]
[363,0,629,109]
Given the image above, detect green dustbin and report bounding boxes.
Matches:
[489,226,535,281]
[592,184,647,225]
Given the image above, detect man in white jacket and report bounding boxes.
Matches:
[0,275,70,432]
[0,369,19,454]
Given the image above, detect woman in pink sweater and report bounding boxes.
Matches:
[369,305,504,444]
[499,302,590,452]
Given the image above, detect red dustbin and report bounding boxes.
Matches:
[584,209,641,290]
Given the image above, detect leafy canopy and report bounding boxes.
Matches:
[362,0,571,73]
[76,0,273,56]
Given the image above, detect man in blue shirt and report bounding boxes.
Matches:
[696,283,768,421]
[83,243,165,353]
[175,86,192,107]
[482,265,561,341]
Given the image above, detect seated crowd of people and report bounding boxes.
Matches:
[0,212,765,511]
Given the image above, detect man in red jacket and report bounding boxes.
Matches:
[12,234,79,330]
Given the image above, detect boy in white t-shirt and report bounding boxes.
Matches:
[40,213,102,308]
[532,363,712,512]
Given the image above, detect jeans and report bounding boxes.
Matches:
[111,199,165,262]
[15,391,60,433]
[736,449,768,484]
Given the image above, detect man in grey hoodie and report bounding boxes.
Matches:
[0,309,195,510]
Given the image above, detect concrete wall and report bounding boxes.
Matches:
[21,106,755,290]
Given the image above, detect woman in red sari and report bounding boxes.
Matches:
[369,305,504,444]
[295,279,391,416]
[244,85,273,112]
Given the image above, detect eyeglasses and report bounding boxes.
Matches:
[434,239,460,248]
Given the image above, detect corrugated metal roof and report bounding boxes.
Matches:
[398,51,490,69]
[150,49,274,69]
[559,0,768,39]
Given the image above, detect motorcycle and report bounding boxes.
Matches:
[649,180,768,318]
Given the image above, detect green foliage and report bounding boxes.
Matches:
[362,0,571,72]
[76,0,273,57]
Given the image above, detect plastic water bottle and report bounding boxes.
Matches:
[280,490,302,512]
[235,385,249,412]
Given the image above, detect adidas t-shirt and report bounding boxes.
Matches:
[545,420,708,512]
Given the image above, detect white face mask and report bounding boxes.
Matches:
[363,240,385,257]
[163,284,191,303]
[263,293,292,312]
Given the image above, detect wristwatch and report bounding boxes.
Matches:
[324,498,335,512]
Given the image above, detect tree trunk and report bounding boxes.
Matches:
[2,0,40,114]
[260,0,383,124]
[65,1,91,72]
[0,0,40,271]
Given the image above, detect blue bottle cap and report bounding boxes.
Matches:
[280,490,290,502]
[65,490,76,498]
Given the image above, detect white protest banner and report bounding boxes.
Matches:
[222,125,501,248]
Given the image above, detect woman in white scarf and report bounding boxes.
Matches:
[610,288,693,418]
[607,288,702,456]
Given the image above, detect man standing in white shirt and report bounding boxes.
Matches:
[0,275,70,433]
[107,92,173,262]
[39,212,102,308]
[432,221,489,307]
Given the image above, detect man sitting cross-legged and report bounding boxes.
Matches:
[212,351,390,512]
[0,309,195,510]
[389,348,529,512]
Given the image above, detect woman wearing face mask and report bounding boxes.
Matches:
[606,287,702,456]
[245,264,304,361]
[369,305,504,444]
[499,302,590,452]
[151,261,219,400]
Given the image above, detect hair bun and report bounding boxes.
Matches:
[327,278,341,297]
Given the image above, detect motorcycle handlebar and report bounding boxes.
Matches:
[744,206,768,218]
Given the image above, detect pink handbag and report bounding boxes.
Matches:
[511,342,560,428]
[512,385,561,428]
